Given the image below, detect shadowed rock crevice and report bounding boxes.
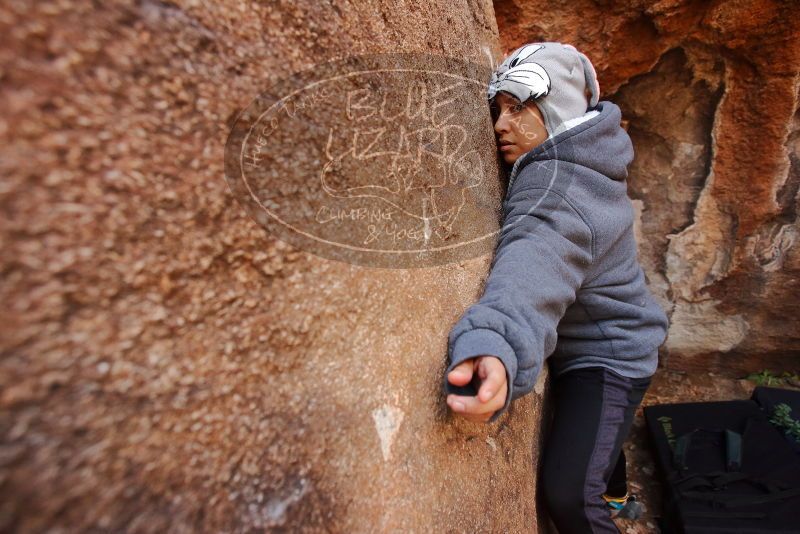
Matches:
[614,46,723,309]
[495,0,799,376]
[775,103,800,226]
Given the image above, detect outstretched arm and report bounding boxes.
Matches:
[444,180,594,423]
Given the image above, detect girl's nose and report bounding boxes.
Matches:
[494,113,509,135]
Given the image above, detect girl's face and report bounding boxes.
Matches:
[490,91,549,165]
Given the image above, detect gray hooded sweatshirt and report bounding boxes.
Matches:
[444,100,669,423]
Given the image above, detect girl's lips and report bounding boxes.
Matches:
[500,143,515,151]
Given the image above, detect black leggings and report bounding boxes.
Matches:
[540,366,652,533]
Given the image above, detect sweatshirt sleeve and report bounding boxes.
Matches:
[443,181,595,423]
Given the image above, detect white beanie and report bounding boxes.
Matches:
[487,42,601,138]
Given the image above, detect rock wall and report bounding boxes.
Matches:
[496,0,800,374]
[1,1,552,532]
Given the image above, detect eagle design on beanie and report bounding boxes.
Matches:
[486,44,551,102]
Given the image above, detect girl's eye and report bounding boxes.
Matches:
[512,103,525,113]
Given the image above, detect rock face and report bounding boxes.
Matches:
[496,0,800,374]
[0,1,553,532]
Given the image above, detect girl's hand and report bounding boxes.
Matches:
[445,356,508,423]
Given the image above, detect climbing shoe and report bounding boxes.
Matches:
[602,492,643,520]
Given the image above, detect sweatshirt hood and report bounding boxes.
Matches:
[506,100,634,194]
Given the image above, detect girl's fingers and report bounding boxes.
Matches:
[446,360,474,386]
[477,357,507,403]
[448,391,502,415]
[445,356,506,423]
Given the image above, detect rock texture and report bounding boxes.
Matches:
[6,0,798,531]
[0,0,552,532]
[496,0,800,375]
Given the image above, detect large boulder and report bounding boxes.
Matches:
[0,0,551,532]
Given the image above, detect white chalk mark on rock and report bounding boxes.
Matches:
[263,477,309,528]
[482,45,496,70]
[372,404,404,462]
